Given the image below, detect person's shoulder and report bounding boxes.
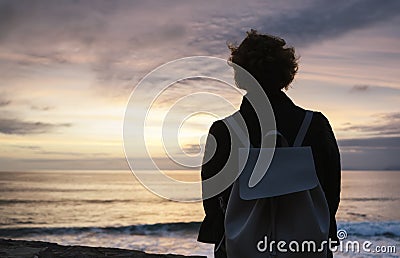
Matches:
[311,111,329,122]
[307,110,333,132]
[209,112,240,135]
[292,105,329,124]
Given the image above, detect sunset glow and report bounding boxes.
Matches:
[1,0,399,171]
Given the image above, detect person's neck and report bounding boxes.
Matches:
[244,90,288,103]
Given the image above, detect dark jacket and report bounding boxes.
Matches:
[197,92,341,244]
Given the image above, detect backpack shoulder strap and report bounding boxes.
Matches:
[293,111,313,147]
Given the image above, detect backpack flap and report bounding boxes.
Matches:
[238,146,319,200]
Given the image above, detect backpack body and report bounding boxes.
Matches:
[224,111,330,257]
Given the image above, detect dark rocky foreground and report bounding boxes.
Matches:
[0,239,206,258]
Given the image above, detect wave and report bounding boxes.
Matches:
[0,222,201,238]
[341,197,399,202]
[0,221,399,239]
[0,199,164,205]
[1,197,398,205]
[337,221,400,238]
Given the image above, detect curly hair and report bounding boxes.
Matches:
[229,29,298,92]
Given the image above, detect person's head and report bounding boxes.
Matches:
[229,29,298,94]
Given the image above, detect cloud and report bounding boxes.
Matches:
[258,0,400,47]
[8,144,111,158]
[340,112,400,136]
[30,105,53,111]
[3,0,398,90]
[0,2,16,41]
[383,113,400,120]
[348,84,400,94]
[0,157,129,171]
[338,136,400,170]
[0,1,208,102]
[182,144,204,155]
[10,145,81,155]
[338,136,400,149]
[151,77,242,111]
[0,1,192,88]
[0,99,11,107]
[350,85,370,92]
[190,0,400,56]
[0,118,71,135]
[12,145,41,150]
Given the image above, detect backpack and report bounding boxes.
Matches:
[223,110,330,257]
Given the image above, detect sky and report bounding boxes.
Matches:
[0,0,399,171]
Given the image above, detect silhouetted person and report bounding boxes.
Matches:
[197,30,341,258]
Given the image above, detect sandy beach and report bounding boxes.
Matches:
[0,239,206,258]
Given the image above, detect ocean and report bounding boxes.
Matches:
[0,170,399,257]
